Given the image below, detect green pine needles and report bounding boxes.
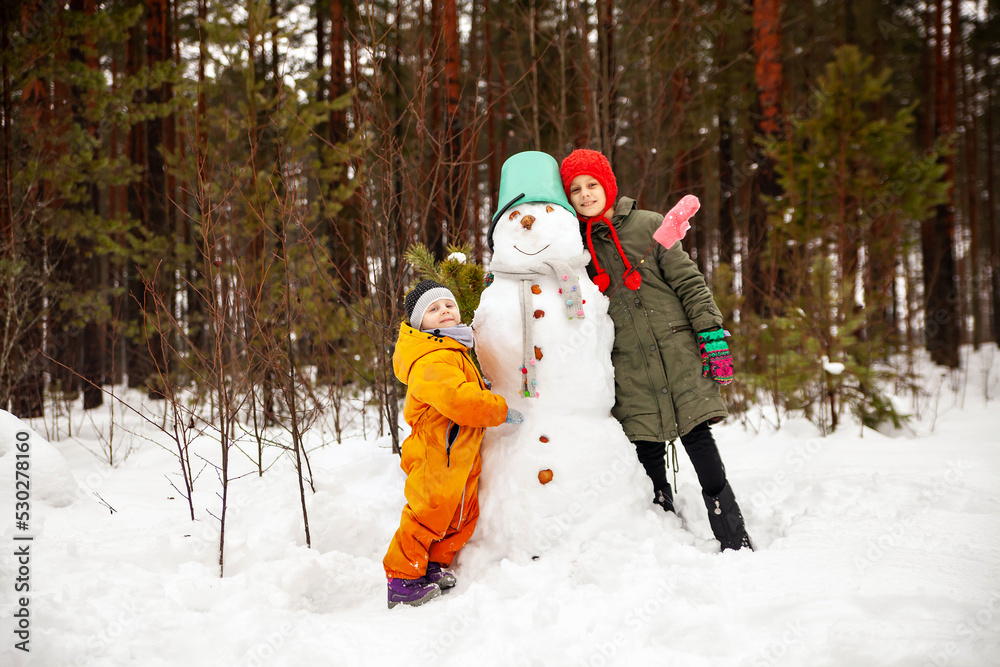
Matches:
[743,46,942,433]
[403,244,487,325]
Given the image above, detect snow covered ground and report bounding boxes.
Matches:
[2,347,999,667]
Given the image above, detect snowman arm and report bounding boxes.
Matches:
[654,241,724,333]
[410,354,509,428]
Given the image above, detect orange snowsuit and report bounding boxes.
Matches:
[383,323,508,580]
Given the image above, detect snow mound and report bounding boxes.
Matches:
[0,409,83,508]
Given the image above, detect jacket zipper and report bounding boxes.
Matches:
[446,420,461,467]
[456,486,467,530]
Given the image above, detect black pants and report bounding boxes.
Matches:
[633,422,727,497]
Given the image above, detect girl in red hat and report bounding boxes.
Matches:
[560,148,753,551]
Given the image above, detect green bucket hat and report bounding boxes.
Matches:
[488,151,577,252]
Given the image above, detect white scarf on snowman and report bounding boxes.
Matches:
[488,253,590,398]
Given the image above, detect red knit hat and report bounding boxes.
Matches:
[560,149,641,294]
[559,149,618,222]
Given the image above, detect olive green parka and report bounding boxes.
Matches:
[584,197,728,443]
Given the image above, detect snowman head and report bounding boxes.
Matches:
[488,151,583,267]
[489,201,584,268]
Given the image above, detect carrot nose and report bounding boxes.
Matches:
[520,215,535,230]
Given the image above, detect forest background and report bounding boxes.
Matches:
[1,0,998,459]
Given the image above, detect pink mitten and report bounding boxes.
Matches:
[653,194,700,250]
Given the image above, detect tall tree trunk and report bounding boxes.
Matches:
[921,0,960,368]
[746,0,784,316]
[188,0,209,357]
[668,0,689,209]
[987,30,999,342]
[575,1,597,148]
[948,0,966,346]
[142,0,169,397]
[125,0,148,391]
[598,0,616,164]
[427,0,445,258]
[1,4,17,410]
[469,0,481,254]
[49,3,81,401]
[484,0,498,250]
[347,6,367,298]
[109,28,127,385]
[316,0,326,103]
[527,0,541,150]
[442,0,464,247]
[80,0,104,408]
[1,4,11,244]
[165,0,180,364]
[715,0,737,283]
[965,33,982,348]
[717,111,737,273]
[329,0,358,297]
[556,0,567,155]
[12,0,47,418]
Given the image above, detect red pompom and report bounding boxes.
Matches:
[624,271,642,291]
[594,272,611,293]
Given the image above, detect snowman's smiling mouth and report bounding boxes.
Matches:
[514,244,550,256]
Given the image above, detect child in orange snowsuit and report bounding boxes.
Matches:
[384,280,523,609]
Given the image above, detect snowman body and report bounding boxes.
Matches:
[470,201,651,562]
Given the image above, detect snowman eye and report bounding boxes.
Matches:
[546,205,554,213]
[509,210,520,221]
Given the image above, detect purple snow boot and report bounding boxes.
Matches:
[387,576,441,609]
[425,562,457,590]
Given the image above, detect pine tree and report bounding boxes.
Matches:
[758,46,948,430]
[404,243,486,325]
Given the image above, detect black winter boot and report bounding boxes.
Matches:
[702,482,754,551]
[653,484,674,513]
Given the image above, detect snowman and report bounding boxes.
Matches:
[469,151,651,563]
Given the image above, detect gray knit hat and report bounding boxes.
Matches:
[404,280,457,329]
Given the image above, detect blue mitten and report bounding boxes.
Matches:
[505,408,524,425]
